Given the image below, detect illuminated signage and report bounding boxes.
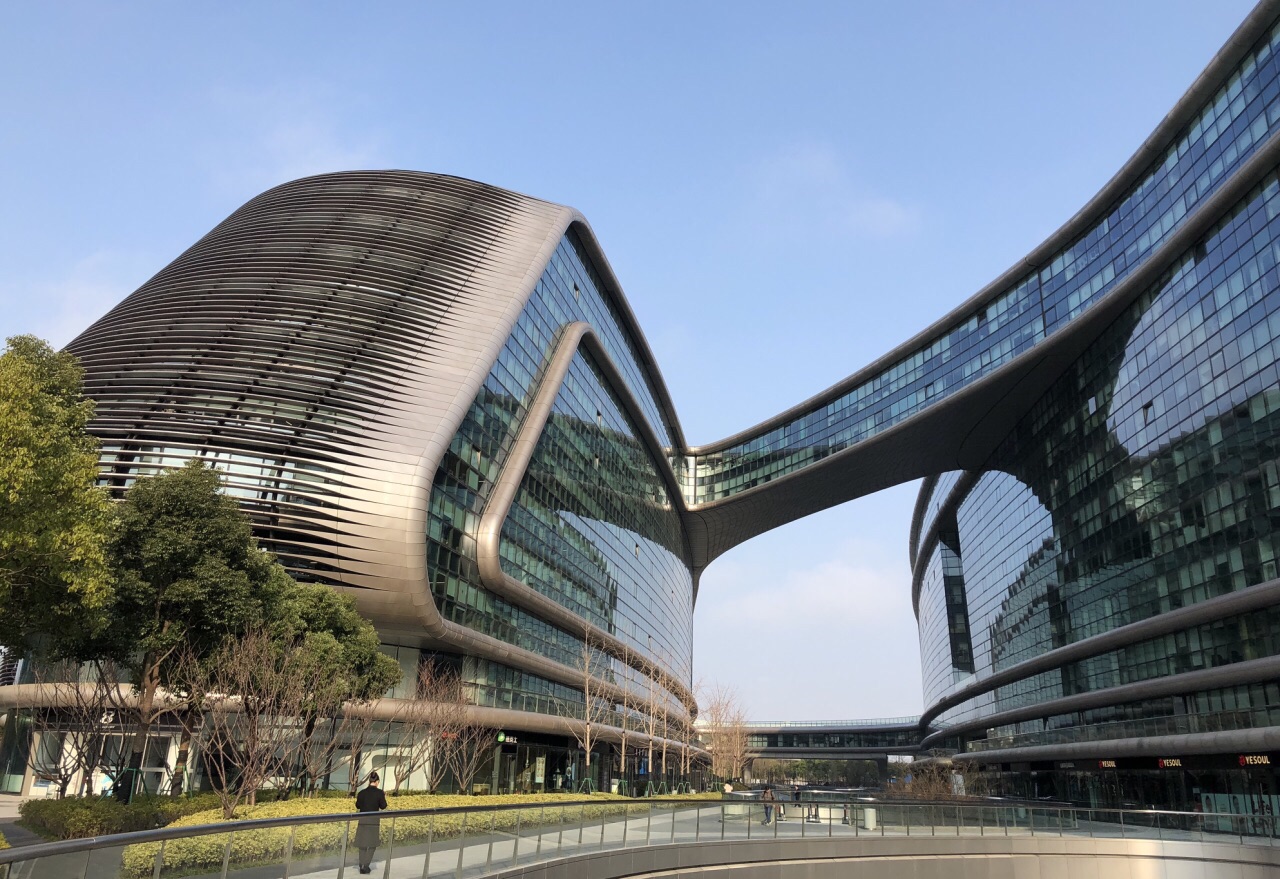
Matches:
[1098,760,1117,769]
[1157,758,1181,768]
[497,731,519,744]
[1240,754,1270,766]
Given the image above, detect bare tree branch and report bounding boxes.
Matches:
[553,623,612,792]
[198,629,314,818]
[389,660,466,794]
[28,660,118,799]
[699,683,752,783]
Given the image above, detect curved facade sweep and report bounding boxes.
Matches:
[906,0,1280,812]
[60,173,698,793]
[6,0,1280,809]
[682,0,1280,572]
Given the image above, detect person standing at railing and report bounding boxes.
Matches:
[761,786,775,825]
[355,772,389,874]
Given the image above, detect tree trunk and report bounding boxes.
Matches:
[169,706,197,796]
[283,712,318,800]
[349,748,362,794]
[118,654,159,802]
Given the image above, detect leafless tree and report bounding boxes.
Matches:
[441,720,491,794]
[389,661,466,794]
[659,702,672,788]
[674,707,695,784]
[295,713,337,796]
[700,683,752,782]
[199,629,314,818]
[555,623,612,791]
[639,664,665,793]
[616,659,642,794]
[90,659,140,793]
[294,709,351,797]
[27,660,119,799]
[163,647,215,797]
[389,697,428,794]
[343,709,380,795]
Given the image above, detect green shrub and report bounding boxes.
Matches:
[121,792,720,878]
[0,828,8,849]
[19,793,224,840]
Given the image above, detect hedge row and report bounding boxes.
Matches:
[16,789,356,840]
[123,793,721,878]
[19,794,228,840]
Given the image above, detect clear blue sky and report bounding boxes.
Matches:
[0,1,1260,719]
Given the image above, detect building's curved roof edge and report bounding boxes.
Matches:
[255,169,689,453]
[566,214,690,451]
[687,0,1280,456]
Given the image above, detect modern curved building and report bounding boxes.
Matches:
[4,0,1280,811]
[904,1,1280,812]
[56,175,702,794]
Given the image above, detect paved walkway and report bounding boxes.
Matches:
[0,794,41,850]
[3,803,1275,879]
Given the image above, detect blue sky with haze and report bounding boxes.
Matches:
[0,1,1259,719]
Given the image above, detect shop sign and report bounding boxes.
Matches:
[1239,754,1270,766]
[1059,762,1076,770]
[1098,760,1117,769]
[497,731,519,744]
[1157,758,1182,768]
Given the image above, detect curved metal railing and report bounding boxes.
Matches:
[3,796,1279,879]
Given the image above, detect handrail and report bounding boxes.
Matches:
[3,796,1277,867]
[0,797,674,864]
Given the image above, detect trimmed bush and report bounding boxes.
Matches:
[19,793,224,840]
[122,792,722,878]
[0,828,8,849]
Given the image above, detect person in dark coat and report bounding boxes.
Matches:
[355,771,389,874]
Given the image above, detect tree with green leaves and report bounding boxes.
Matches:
[97,459,294,798]
[0,335,114,656]
[272,582,401,797]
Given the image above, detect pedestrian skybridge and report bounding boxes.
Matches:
[677,3,1280,570]
[5,797,1279,879]
[744,718,927,760]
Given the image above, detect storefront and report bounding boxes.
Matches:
[486,731,610,795]
[980,752,1280,822]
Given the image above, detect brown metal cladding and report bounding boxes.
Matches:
[68,171,572,638]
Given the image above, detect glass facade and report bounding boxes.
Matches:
[747,729,921,752]
[690,19,1280,507]
[500,349,691,684]
[426,230,693,724]
[23,2,1280,811]
[916,163,1280,761]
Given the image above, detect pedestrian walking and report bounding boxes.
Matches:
[355,771,389,874]
[761,786,775,824]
